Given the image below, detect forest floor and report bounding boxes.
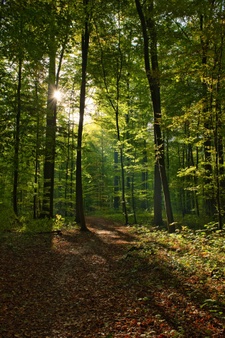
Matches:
[0,216,225,338]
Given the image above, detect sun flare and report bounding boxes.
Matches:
[53,90,62,101]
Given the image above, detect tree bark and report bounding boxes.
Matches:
[13,58,22,216]
[33,79,40,219]
[154,163,163,225]
[200,13,215,217]
[135,0,174,231]
[114,151,120,209]
[40,19,66,219]
[75,0,90,231]
[41,38,57,219]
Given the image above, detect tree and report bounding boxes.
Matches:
[41,0,73,218]
[41,27,57,218]
[75,0,91,231]
[2,0,225,230]
[135,0,175,231]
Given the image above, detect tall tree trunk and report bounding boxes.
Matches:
[115,101,129,225]
[135,0,174,231]
[200,14,215,217]
[70,123,76,216]
[64,119,71,217]
[75,0,90,231]
[13,58,22,216]
[41,38,57,218]
[154,163,163,225]
[95,19,128,224]
[41,24,66,218]
[114,151,120,209]
[33,79,40,219]
[114,13,129,225]
[215,101,223,229]
[214,57,224,229]
[141,144,149,212]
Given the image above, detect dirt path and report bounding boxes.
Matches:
[0,217,224,337]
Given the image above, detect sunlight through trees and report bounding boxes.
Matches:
[1,0,225,230]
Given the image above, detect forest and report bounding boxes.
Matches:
[2,1,225,337]
[1,0,225,231]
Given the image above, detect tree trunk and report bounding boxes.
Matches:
[33,79,40,219]
[135,0,174,231]
[154,162,163,225]
[13,58,22,216]
[41,39,57,219]
[96,15,128,224]
[213,14,224,229]
[214,73,224,229]
[75,0,90,231]
[141,144,149,211]
[41,20,66,219]
[114,151,120,209]
[115,104,129,224]
[200,13,215,217]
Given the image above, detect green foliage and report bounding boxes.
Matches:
[0,205,19,232]
[21,214,65,233]
[134,223,225,284]
[1,0,225,228]
[0,208,66,234]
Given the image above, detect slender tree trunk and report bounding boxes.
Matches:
[215,113,223,229]
[33,79,40,219]
[64,119,71,217]
[41,40,57,218]
[95,19,128,224]
[213,15,224,229]
[119,147,129,224]
[13,58,22,216]
[200,14,215,217]
[114,16,129,225]
[154,163,163,225]
[214,74,224,229]
[70,123,75,216]
[141,144,149,211]
[115,102,129,225]
[114,151,120,209]
[131,170,137,224]
[135,0,174,231]
[75,0,90,231]
[189,144,199,216]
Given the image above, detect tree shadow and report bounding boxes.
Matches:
[1,219,225,337]
[52,220,225,337]
[0,232,59,337]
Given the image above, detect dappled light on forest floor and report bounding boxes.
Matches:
[0,217,225,337]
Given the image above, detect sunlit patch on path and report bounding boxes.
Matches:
[0,216,224,337]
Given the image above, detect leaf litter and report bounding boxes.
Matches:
[0,217,225,337]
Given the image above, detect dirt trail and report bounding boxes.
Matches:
[0,217,145,338]
[0,217,224,337]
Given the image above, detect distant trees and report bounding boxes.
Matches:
[1,0,225,230]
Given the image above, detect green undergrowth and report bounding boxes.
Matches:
[129,224,225,316]
[20,214,65,233]
[132,224,225,279]
[0,212,78,235]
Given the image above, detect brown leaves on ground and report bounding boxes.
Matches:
[0,217,225,337]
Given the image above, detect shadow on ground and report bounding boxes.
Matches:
[0,216,224,337]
